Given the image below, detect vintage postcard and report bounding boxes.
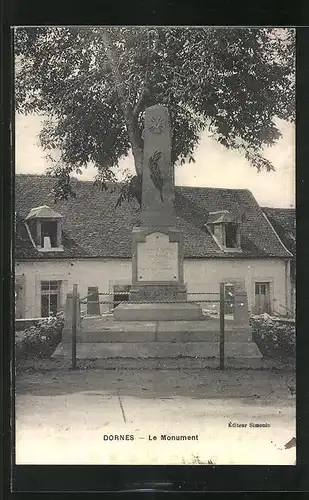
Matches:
[14,26,296,466]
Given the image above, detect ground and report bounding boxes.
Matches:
[15,364,296,466]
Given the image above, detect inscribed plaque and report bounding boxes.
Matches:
[137,232,178,281]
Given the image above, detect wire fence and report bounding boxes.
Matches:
[66,284,294,372]
[82,299,221,305]
[80,291,220,304]
[69,283,227,371]
[78,292,294,319]
[78,290,235,326]
[80,291,222,310]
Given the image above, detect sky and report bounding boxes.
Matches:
[15,113,295,208]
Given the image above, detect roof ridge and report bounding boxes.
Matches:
[15,174,252,193]
[262,206,295,211]
[176,185,250,192]
[262,212,293,258]
[15,174,123,186]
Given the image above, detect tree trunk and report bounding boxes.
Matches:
[126,118,143,176]
[101,30,143,177]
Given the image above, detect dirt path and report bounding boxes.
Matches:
[15,367,296,465]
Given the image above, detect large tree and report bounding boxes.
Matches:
[15,26,295,203]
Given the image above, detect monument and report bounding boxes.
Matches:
[114,105,204,321]
[57,106,261,360]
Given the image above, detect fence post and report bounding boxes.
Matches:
[219,282,225,370]
[72,284,78,370]
[233,282,249,326]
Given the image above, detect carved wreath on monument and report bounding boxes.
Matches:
[148,115,165,134]
[148,150,164,202]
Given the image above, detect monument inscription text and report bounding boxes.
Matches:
[137,232,179,282]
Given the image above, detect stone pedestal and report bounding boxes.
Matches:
[130,227,187,302]
[130,283,187,303]
[114,227,204,320]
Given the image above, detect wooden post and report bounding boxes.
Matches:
[219,282,225,370]
[72,284,78,370]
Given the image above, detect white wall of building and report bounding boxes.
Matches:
[184,258,290,315]
[16,257,290,318]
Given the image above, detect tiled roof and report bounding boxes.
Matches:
[262,207,296,257]
[15,174,292,260]
[15,213,39,259]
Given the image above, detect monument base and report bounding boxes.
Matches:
[129,282,187,302]
[113,302,204,321]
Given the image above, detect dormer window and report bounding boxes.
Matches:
[225,222,238,248]
[25,205,63,252]
[41,221,57,248]
[206,210,241,252]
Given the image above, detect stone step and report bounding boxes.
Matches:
[156,319,239,332]
[156,329,252,343]
[46,354,294,370]
[77,330,156,343]
[77,316,245,331]
[113,302,204,321]
[75,329,253,343]
[54,341,262,359]
[82,317,158,332]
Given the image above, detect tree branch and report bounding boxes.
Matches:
[100,29,143,176]
[100,29,129,115]
[132,29,151,118]
[132,87,148,118]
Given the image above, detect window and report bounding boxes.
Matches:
[254,282,271,314]
[25,206,63,251]
[225,223,239,248]
[41,221,58,248]
[41,281,61,317]
[206,211,241,251]
[213,224,224,245]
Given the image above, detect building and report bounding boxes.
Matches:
[15,174,294,319]
[262,207,296,316]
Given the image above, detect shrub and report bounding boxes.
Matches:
[15,312,65,360]
[250,313,295,358]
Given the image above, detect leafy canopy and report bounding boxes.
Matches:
[15,27,295,201]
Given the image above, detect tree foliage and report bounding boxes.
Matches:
[15,26,295,202]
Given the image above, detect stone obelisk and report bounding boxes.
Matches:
[114,104,203,321]
[140,105,175,228]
